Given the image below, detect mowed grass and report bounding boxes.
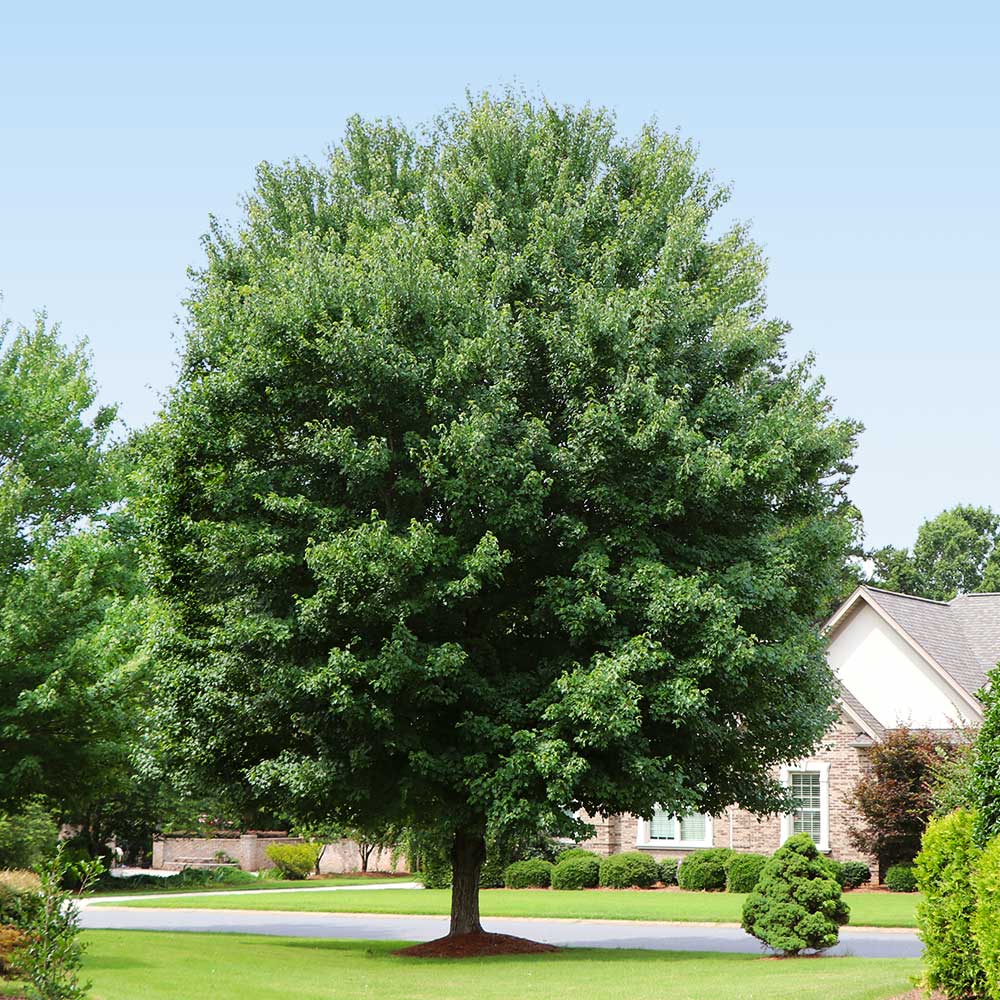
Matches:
[106,886,920,927]
[2,932,919,1000]
[90,874,409,897]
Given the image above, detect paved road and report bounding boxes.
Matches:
[81,907,922,958]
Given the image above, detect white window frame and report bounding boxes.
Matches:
[780,761,830,853]
[636,808,714,850]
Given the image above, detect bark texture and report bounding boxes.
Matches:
[449,829,486,936]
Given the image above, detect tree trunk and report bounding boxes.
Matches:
[449,829,486,936]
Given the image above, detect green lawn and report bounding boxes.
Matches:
[89,874,409,896]
[0,932,922,1000]
[104,886,920,927]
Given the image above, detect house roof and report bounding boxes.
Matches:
[828,586,1000,710]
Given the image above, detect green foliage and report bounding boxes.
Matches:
[930,729,978,817]
[420,851,453,889]
[554,847,599,864]
[974,672,1000,846]
[973,836,1000,1000]
[884,864,917,893]
[677,848,735,892]
[140,93,859,923]
[849,726,946,874]
[658,858,678,886]
[13,844,104,999]
[503,859,553,889]
[871,505,1000,601]
[0,800,57,871]
[551,856,600,890]
[724,853,768,893]
[264,843,321,880]
[93,867,257,894]
[914,810,986,999]
[598,851,660,889]
[836,861,872,890]
[741,833,849,955]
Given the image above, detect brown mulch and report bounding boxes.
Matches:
[394,932,560,959]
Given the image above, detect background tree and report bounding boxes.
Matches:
[0,315,149,859]
[871,504,1000,600]
[141,93,859,946]
[849,727,947,877]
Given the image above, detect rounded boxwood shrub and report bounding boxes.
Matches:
[598,851,660,889]
[884,863,917,893]
[837,860,872,890]
[973,835,1000,1000]
[555,847,600,864]
[915,809,986,999]
[265,842,321,879]
[677,847,735,891]
[741,833,849,955]
[503,858,553,889]
[551,855,600,890]
[658,858,678,886]
[724,852,767,893]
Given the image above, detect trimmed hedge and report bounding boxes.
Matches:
[724,852,767,893]
[503,859,553,889]
[265,842,322,879]
[838,860,872,890]
[885,863,918,893]
[551,856,600,890]
[599,851,659,889]
[555,847,600,864]
[421,852,452,889]
[658,858,678,886]
[973,835,1000,1000]
[915,809,986,999]
[677,848,735,891]
[741,833,849,955]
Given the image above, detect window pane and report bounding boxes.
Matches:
[650,807,675,840]
[790,771,822,844]
[679,813,707,842]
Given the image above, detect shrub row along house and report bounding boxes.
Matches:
[580,585,1000,869]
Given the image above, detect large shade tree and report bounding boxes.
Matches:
[140,95,859,943]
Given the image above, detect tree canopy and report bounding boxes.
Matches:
[140,94,859,938]
[871,504,1000,601]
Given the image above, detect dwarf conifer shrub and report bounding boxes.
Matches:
[885,863,918,892]
[741,833,849,954]
[724,852,767,893]
[503,859,553,889]
[658,858,678,885]
[677,848,735,891]
[915,810,986,999]
[598,851,660,889]
[973,835,1000,1000]
[551,855,600,890]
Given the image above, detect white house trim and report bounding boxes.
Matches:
[836,696,879,742]
[780,760,831,853]
[636,810,714,850]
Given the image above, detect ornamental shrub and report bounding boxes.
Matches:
[837,860,872,890]
[421,851,452,889]
[885,863,918,893]
[974,669,1000,846]
[555,847,600,864]
[503,859,553,889]
[265,842,321,880]
[914,809,986,999]
[551,856,600,890]
[677,848,735,891]
[598,852,660,889]
[973,835,1000,1000]
[741,833,849,955]
[658,858,678,886]
[724,852,767,893]
[0,800,58,871]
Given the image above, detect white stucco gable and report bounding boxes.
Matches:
[826,599,982,730]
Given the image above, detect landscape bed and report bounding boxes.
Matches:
[102,886,921,927]
[0,932,923,1000]
[90,873,408,896]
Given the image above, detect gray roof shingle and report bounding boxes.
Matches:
[862,586,1000,699]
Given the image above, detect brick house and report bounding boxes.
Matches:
[581,585,1000,869]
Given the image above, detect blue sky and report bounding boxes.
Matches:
[2,1,997,549]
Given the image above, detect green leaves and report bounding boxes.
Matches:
[143,92,858,847]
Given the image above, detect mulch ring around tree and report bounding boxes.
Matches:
[394,932,560,959]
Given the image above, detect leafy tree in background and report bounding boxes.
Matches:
[871,504,1000,600]
[0,315,149,858]
[140,93,859,943]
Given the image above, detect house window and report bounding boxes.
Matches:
[638,808,713,849]
[780,761,830,852]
